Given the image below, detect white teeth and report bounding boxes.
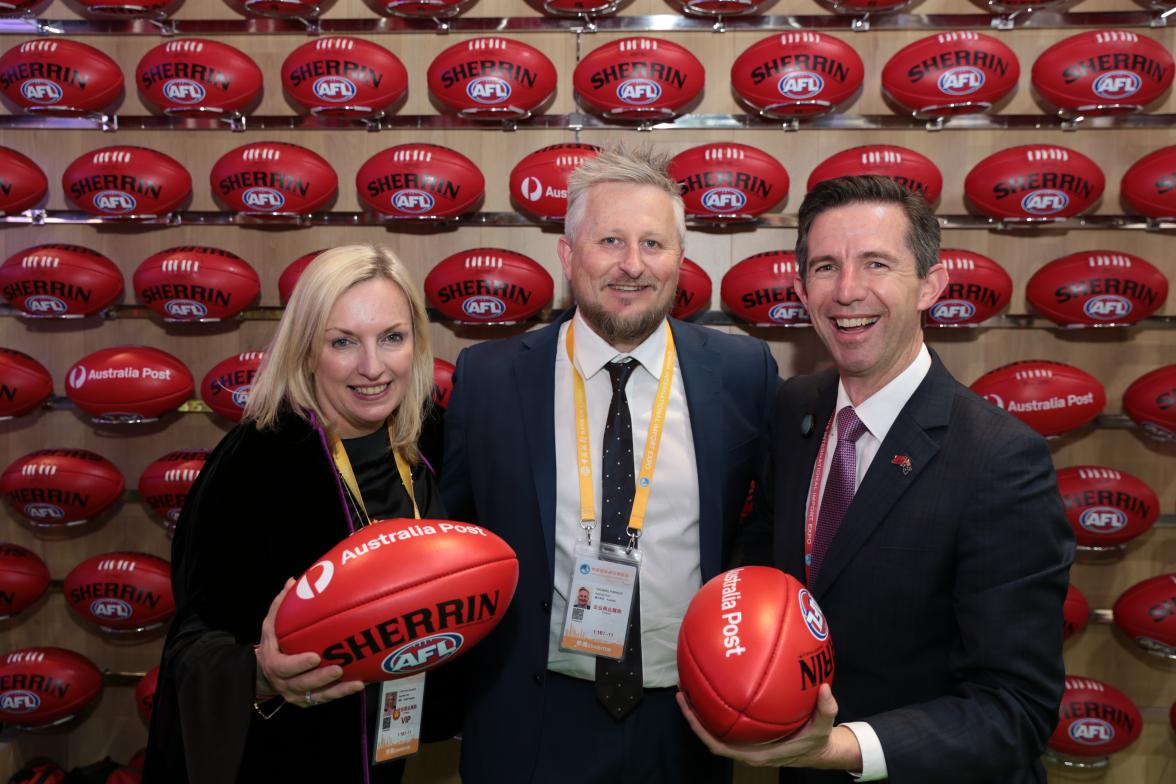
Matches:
[835,317,878,329]
[611,285,643,291]
[353,383,388,395]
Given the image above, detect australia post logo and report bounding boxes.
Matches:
[296,560,334,599]
[68,365,88,389]
[381,633,463,675]
[797,589,828,641]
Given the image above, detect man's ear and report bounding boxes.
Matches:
[916,262,949,312]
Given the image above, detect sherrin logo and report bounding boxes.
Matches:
[91,597,133,620]
[1078,506,1127,533]
[1083,295,1132,320]
[296,560,334,599]
[1021,189,1069,215]
[798,588,828,641]
[0,690,41,714]
[163,80,207,105]
[466,77,511,105]
[313,76,357,103]
[938,67,985,96]
[391,190,435,214]
[242,188,285,211]
[164,300,209,319]
[462,296,507,319]
[616,78,662,105]
[1069,717,1115,745]
[24,296,68,315]
[20,80,62,104]
[93,191,137,214]
[381,632,464,675]
[701,188,747,213]
[1092,71,1141,100]
[777,72,823,100]
[929,300,976,323]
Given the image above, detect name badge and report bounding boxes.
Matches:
[373,674,425,763]
[558,542,640,661]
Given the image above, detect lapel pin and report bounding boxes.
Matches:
[891,454,912,476]
[800,413,815,437]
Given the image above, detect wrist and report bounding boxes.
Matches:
[809,726,864,771]
[253,644,275,699]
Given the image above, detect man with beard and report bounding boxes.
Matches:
[441,146,779,783]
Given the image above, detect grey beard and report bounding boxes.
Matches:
[577,297,672,349]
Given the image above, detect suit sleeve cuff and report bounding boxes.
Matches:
[840,722,887,781]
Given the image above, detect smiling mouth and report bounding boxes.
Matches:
[350,383,389,396]
[607,283,649,294]
[834,317,879,332]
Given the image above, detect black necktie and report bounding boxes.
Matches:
[595,358,643,720]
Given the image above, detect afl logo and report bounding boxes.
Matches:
[929,300,976,323]
[937,67,985,96]
[295,560,334,599]
[391,189,435,214]
[1021,189,1069,215]
[23,503,64,520]
[231,384,253,409]
[519,176,543,202]
[93,191,137,214]
[462,296,507,319]
[313,76,357,103]
[1069,718,1115,745]
[777,71,823,100]
[768,302,808,323]
[797,589,828,641]
[162,79,207,105]
[466,77,511,105]
[616,78,662,105]
[68,365,87,389]
[0,690,41,714]
[164,300,209,319]
[20,79,62,104]
[242,188,285,211]
[381,632,464,675]
[24,296,68,315]
[1078,506,1127,533]
[1092,71,1141,100]
[1083,295,1132,320]
[91,597,133,620]
[700,188,747,213]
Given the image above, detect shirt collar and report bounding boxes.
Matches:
[835,343,932,443]
[572,310,668,381]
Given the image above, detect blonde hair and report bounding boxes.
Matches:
[564,144,686,245]
[245,244,433,462]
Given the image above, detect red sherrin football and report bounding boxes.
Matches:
[381,0,472,18]
[1063,583,1090,641]
[721,250,808,326]
[0,146,47,214]
[882,32,1020,118]
[133,246,260,322]
[678,566,835,743]
[670,143,789,219]
[673,258,711,320]
[1031,30,1174,116]
[0,647,103,727]
[234,0,320,18]
[0,449,125,527]
[64,552,174,631]
[0,39,124,115]
[807,145,943,204]
[200,351,264,422]
[731,32,865,119]
[425,248,553,324]
[0,543,50,618]
[509,143,600,221]
[1120,146,1176,219]
[970,360,1106,437]
[73,0,179,18]
[1112,574,1176,655]
[136,666,159,723]
[1055,465,1160,548]
[136,39,262,117]
[282,37,408,117]
[927,249,1012,326]
[1026,250,1167,326]
[275,518,519,681]
[0,348,53,418]
[63,146,192,217]
[667,0,771,16]
[537,0,622,16]
[211,142,337,215]
[432,358,455,409]
[138,449,209,527]
[1122,364,1176,442]
[427,37,557,119]
[573,37,704,120]
[965,145,1105,220]
[1051,676,1142,757]
[278,249,324,305]
[0,244,123,318]
[66,345,195,423]
[357,144,485,219]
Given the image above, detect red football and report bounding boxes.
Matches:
[969,360,1106,437]
[0,543,50,618]
[927,249,1012,326]
[1063,583,1090,641]
[882,32,1020,117]
[357,144,485,219]
[678,566,834,743]
[275,517,519,681]
[731,32,865,119]
[0,146,47,214]
[427,37,557,119]
[720,250,808,326]
[1112,574,1176,655]
[136,39,263,117]
[573,37,704,120]
[0,448,125,527]
[282,37,408,117]
[0,39,123,115]
[1056,465,1160,548]
[1051,676,1142,757]
[534,0,623,15]
[432,358,455,409]
[200,351,264,422]
[0,244,124,318]
[0,348,53,418]
[827,0,910,10]
[673,258,711,320]
[64,552,173,632]
[964,145,1105,220]
[63,146,192,217]
[380,0,473,17]
[1122,364,1176,442]
[138,449,208,528]
[72,0,179,18]
[1026,250,1167,326]
[234,0,321,17]
[133,246,261,322]
[0,647,103,727]
[807,145,943,204]
[425,248,553,324]
[0,0,45,12]
[670,143,789,219]
[66,345,195,423]
[135,666,158,723]
[509,143,599,221]
[211,142,337,215]
[278,249,324,305]
[1120,145,1176,219]
[1032,30,1174,116]
[666,0,770,15]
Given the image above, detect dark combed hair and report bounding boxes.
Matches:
[795,175,941,278]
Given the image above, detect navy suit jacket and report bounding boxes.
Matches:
[742,353,1074,784]
[441,313,778,783]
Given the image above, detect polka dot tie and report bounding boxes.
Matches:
[595,357,643,720]
[810,406,868,583]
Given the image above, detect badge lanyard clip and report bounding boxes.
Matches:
[330,418,421,526]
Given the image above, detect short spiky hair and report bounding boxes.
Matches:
[564,144,686,244]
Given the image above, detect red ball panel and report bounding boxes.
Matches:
[1056,465,1160,548]
[731,32,865,118]
[425,248,553,324]
[138,449,208,527]
[666,0,770,15]
[356,144,485,219]
[210,142,338,214]
[1063,583,1090,641]
[509,143,600,221]
[200,351,264,423]
[281,37,408,117]
[969,360,1106,437]
[0,543,50,617]
[234,0,320,18]
[1122,364,1176,442]
[133,246,260,322]
[1113,574,1176,654]
[62,146,192,217]
[278,249,324,305]
[135,666,158,723]
[573,37,705,120]
[73,0,178,18]
[882,32,1020,117]
[0,448,125,526]
[381,0,471,17]
[928,249,1012,325]
[65,345,195,423]
[136,39,262,116]
[678,566,834,743]
[275,518,519,681]
[1031,30,1174,115]
[0,347,53,418]
[0,647,103,727]
[64,552,174,631]
[1050,676,1142,757]
[1120,145,1176,219]
[720,250,808,326]
[669,143,789,218]
[964,145,1105,220]
[1026,251,1167,326]
[0,146,47,214]
[0,244,124,318]
[0,39,124,115]
[807,145,943,203]
[427,37,557,118]
[432,358,455,409]
[673,258,711,320]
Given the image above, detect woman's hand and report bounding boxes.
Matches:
[255,578,364,708]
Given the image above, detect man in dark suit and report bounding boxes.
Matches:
[680,175,1074,782]
[441,147,778,783]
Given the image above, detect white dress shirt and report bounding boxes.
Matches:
[547,312,700,687]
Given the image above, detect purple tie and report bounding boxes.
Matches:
[810,406,868,582]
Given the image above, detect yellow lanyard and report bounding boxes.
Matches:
[329,419,420,526]
[565,320,675,548]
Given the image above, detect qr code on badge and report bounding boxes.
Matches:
[571,608,585,622]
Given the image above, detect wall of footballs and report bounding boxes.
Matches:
[0,0,1174,780]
